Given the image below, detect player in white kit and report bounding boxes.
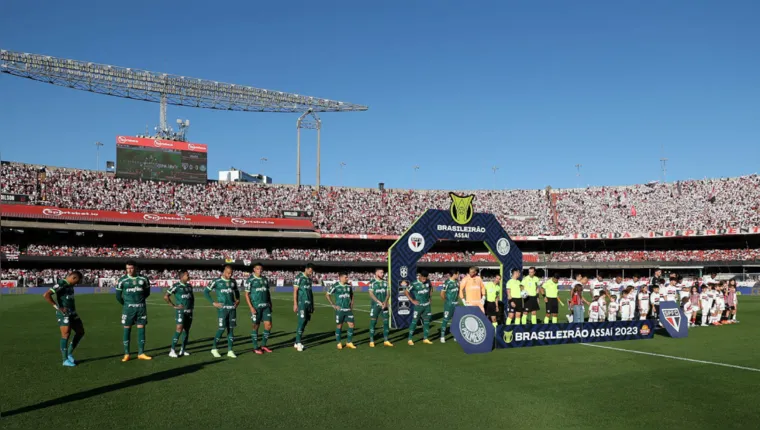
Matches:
[607,297,619,322]
[588,298,600,323]
[597,295,607,322]
[700,285,713,327]
[681,297,695,327]
[637,285,650,320]
[589,276,605,299]
[664,278,679,303]
[619,287,633,321]
[650,285,662,323]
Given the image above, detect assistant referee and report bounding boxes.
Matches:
[541,273,564,324]
[521,267,541,325]
[506,269,522,325]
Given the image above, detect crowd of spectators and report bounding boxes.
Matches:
[1,268,448,287]
[7,244,760,263]
[16,245,494,263]
[3,162,759,236]
[554,176,760,233]
[549,249,760,262]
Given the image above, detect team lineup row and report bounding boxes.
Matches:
[44,262,476,366]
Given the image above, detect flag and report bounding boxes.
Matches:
[631,206,637,217]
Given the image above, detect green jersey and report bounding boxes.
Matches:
[245,275,271,308]
[368,278,389,303]
[328,282,353,311]
[294,272,313,307]
[205,278,239,307]
[167,282,194,310]
[51,279,76,312]
[522,275,540,296]
[116,275,151,305]
[408,280,431,306]
[443,279,459,303]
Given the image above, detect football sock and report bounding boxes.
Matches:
[347,327,354,343]
[335,328,342,343]
[181,330,190,351]
[137,327,146,354]
[226,330,234,350]
[531,315,537,324]
[251,331,258,349]
[122,327,131,354]
[69,332,83,353]
[383,319,389,341]
[60,338,69,361]
[552,317,558,323]
[213,329,225,349]
[262,330,270,347]
[171,331,181,350]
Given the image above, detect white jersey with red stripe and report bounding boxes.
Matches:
[700,292,712,309]
[650,292,661,307]
[638,292,650,311]
[683,301,694,317]
[608,301,619,321]
[619,297,632,320]
[664,286,678,302]
[589,301,600,322]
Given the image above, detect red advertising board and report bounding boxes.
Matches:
[1,205,315,231]
[116,136,207,153]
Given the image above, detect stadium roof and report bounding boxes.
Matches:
[0,49,369,113]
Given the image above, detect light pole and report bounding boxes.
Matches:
[491,166,499,189]
[575,163,582,188]
[413,165,420,189]
[95,141,103,171]
[339,162,347,186]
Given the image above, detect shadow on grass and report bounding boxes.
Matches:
[2,360,225,418]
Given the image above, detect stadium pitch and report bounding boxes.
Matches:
[1,292,759,428]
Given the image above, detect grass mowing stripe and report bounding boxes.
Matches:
[581,343,760,372]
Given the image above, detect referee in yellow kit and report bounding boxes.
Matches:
[484,274,502,328]
[541,273,564,324]
[506,269,523,325]
[521,267,541,324]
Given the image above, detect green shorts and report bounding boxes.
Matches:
[334,310,355,325]
[217,308,237,329]
[443,301,458,320]
[251,307,272,324]
[369,303,389,319]
[57,311,81,327]
[175,309,193,327]
[412,304,432,322]
[121,305,148,326]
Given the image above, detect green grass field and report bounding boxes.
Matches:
[1,292,759,429]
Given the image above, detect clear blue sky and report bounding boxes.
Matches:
[1,0,758,190]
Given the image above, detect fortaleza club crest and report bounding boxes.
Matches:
[449,193,474,225]
[663,308,681,331]
[459,315,487,345]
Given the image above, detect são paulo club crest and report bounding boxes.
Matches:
[663,308,681,331]
[408,233,425,252]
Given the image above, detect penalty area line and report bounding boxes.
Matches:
[580,343,760,373]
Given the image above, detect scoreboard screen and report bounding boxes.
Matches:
[115,136,208,184]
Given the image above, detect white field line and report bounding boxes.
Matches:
[581,343,760,373]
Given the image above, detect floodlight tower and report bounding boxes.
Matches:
[0,49,368,186]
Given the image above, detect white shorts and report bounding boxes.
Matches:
[608,315,617,322]
[589,314,599,323]
[621,312,631,321]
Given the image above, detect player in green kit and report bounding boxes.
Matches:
[245,262,273,355]
[326,272,357,350]
[164,269,194,358]
[405,270,434,345]
[116,260,152,361]
[522,266,541,324]
[43,271,84,367]
[439,269,460,343]
[293,263,315,352]
[368,268,393,348]
[205,265,240,359]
